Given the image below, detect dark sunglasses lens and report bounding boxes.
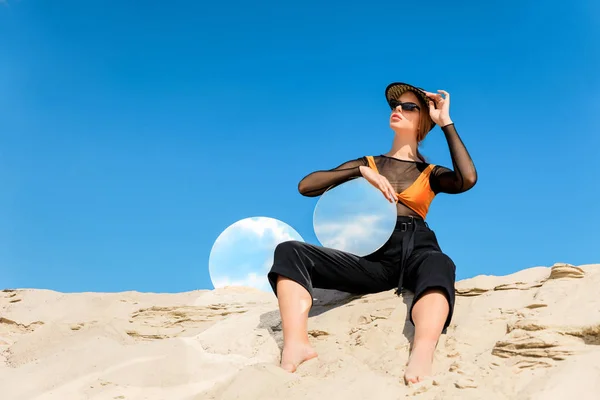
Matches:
[389,100,419,111]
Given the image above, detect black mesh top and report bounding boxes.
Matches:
[297,123,477,218]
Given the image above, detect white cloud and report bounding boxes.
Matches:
[212,272,271,292]
[236,217,300,247]
[317,214,383,233]
[210,216,300,257]
[262,253,275,272]
[315,213,393,256]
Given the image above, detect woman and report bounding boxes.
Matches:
[267,82,477,384]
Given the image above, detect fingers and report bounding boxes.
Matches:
[379,177,397,203]
[424,92,442,110]
[424,91,442,101]
[438,90,450,106]
[425,90,449,102]
[364,168,397,203]
[385,177,397,203]
[429,100,436,112]
[377,180,391,202]
[380,184,394,202]
[387,183,397,203]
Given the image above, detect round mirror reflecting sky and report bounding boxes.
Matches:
[208,216,304,292]
[313,177,397,256]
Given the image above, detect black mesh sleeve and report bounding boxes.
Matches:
[430,123,478,194]
[298,157,368,197]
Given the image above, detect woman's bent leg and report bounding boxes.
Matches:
[267,240,393,372]
[404,288,449,383]
[275,276,318,372]
[403,250,456,384]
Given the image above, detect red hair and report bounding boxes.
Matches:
[414,92,434,163]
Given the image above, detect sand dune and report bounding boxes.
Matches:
[1,262,599,399]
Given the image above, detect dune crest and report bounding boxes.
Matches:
[1,263,599,399]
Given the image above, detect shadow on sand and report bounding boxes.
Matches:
[257,287,421,355]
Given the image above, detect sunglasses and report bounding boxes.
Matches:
[389,99,420,112]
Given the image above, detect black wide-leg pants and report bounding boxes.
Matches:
[267,216,456,330]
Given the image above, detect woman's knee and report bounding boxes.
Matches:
[410,287,454,332]
[268,241,313,297]
[273,240,305,262]
[422,252,455,294]
[409,252,457,329]
[420,251,456,278]
[434,251,456,268]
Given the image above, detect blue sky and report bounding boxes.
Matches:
[1,1,598,293]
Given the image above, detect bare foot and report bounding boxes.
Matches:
[404,343,435,385]
[280,342,318,373]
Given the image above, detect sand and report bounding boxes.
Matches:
[1,262,599,399]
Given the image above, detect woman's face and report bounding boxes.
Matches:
[389,90,422,137]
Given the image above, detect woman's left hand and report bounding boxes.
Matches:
[425,90,453,127]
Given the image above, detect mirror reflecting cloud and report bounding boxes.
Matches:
[313,178,397,256]
[208,217,304,292]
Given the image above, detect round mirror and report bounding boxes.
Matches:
[313,177,397,256]
[208,216,304,292]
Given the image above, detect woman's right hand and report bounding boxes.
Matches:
[359,166,398,203]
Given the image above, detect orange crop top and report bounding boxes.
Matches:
[365,155,435,219]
